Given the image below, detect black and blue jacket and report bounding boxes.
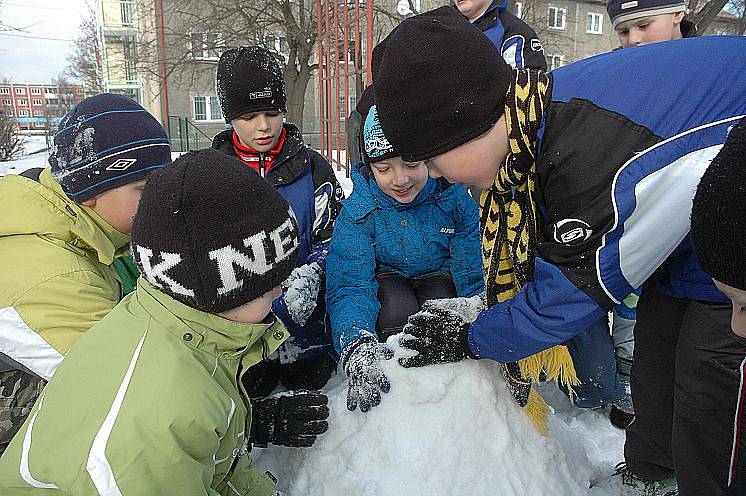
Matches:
[470,0,547,70]
[469,36,746,363]
[213,123,344,362]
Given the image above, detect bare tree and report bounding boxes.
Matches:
[134,0,322,128]
[726,0,746,33]
[67,1,105,96]
[0,110,24,162]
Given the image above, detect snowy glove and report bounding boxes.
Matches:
[250,390,329,448]
[281,262,323,326]
[341,332,394,412]
[398,301,477,368]
[419,293,486,324]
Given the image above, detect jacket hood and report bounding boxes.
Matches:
[135,278,289,358]
[343,162,455,221]
[0,167,130,264]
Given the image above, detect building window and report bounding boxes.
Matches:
[32,99,43,106]
[192,95,222,121]
[514,1,523,18]
[17,99,27,105]
[0,88,9,94]
[587,12,603,34]
[34,110,44,116]
[548,6,567,30]
[547,54,565,71]
[31,88,41,95]
[18,109,29,117]
[190,32,224,61]
[15,87,25,94]
[1,99,10,106]
[45,87,56,94]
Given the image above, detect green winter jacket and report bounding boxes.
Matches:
[0,167,129,380]
[0,278,289,495]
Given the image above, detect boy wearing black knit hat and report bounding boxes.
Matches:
[0,149,329,495]
[692,118,746,496]
[0,93,171,454]
[213,45,344,417]
[372,7,746,495]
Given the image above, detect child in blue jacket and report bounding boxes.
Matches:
[326,104,484,413]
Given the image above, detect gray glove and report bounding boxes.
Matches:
[341,332,394,412]
[282,262,322,326]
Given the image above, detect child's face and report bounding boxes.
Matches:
[370,157,429,204]
[454,0,492,21]
[424,116,508,190]
[714,280,746,338]
[614,12,684,47]
[82,178,148,234]
[218,286,282,323]
[232,110,284,152]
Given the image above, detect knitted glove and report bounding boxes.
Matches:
[281,262,322,326]
[419,293,486,323]
[398,301,478,368]
[341,332,394,412]
[250,390,329,448]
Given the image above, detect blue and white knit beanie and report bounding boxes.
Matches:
[362,105,400,164]
[49,93,171,203]
[607,0,686,28]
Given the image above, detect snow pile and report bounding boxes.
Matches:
[255,337,623,495]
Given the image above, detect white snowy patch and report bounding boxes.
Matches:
[254,337,625,496]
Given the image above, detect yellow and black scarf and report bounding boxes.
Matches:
[479,69,579,435]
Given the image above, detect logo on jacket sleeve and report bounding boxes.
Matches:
[552,218,593,245]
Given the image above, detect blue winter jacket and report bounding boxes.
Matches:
[327,164,484,354]
[467,36,746,363]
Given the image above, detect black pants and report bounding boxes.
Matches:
[625,281,746,496]
[375,272,458,342]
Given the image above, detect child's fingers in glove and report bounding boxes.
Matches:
[291,404,330,420]
[347,383,361,412]
[398,353,430,368]
[375,345,395,361]
[294,419,329,435]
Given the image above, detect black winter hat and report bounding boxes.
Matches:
[691,117,746,291]
[217,46,287,123]
[131,149,300,313]
[49,93,171,203]
[607,0,686,28]
[373,6,513,162]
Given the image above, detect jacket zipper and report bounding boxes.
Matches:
[259,153,266,178]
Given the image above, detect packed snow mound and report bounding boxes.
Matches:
[255,337,607,496]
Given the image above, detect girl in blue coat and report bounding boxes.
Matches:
[326,104,484,413]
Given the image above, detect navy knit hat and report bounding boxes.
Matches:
[373,6,512,162]
[49,93,171,203]
[691,117,746,291]
[362,105,399,164]
[217,46,287,123]
[607,0,686,28]
[132,149,300,313]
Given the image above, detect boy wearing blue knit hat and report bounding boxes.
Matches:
[0,93,171,454]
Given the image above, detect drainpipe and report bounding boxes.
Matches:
[155,0,170,124]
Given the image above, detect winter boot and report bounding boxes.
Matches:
[613,463,678,496]
[610,379,635,429]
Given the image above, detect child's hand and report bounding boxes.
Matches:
[398,303,475,368]
[250,390,329,448]
[341,332,394,413]
[281,262,322,326]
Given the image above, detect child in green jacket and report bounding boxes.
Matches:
[0,149,328,495]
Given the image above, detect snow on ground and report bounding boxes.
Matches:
[254,337,626,496]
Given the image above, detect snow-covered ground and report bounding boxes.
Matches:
[254,337,626,496]
[1,145,627,495]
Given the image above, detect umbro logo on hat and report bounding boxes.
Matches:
[106,158,138,171]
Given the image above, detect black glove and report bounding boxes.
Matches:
[341,333,394,412]
[250,390,329,448]
[398,305,475,368]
